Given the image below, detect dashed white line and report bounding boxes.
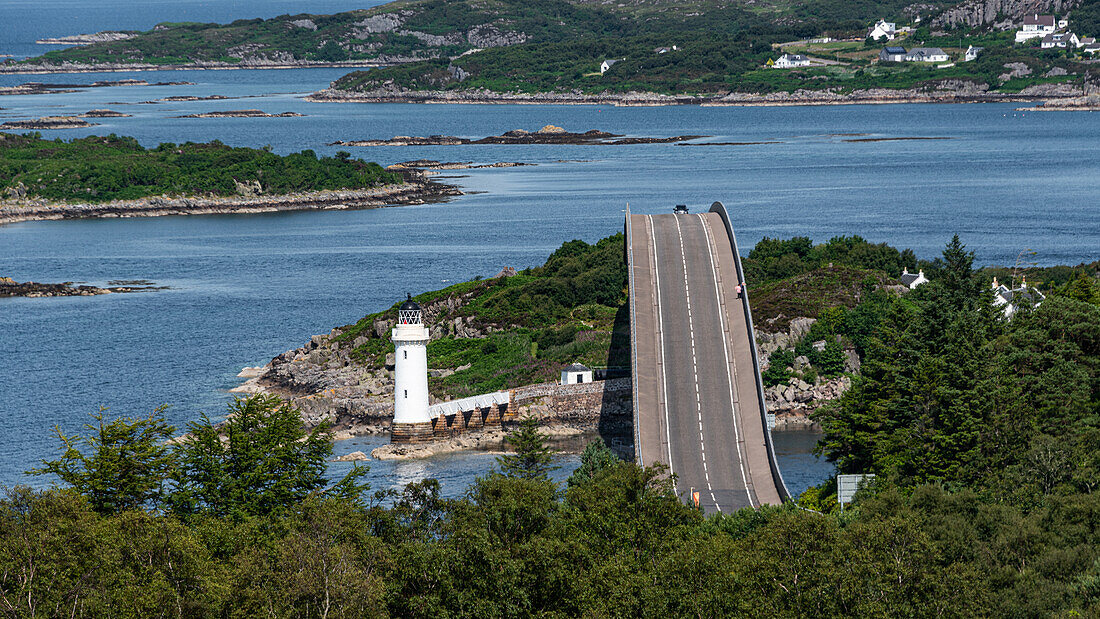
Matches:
[647,215,676,492]
[671,215,720,512]
[698,214,755,509]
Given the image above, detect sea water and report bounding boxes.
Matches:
[3,66,1100,497]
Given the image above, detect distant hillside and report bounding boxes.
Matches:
[11,0,958,70]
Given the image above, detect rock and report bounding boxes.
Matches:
[289,19,317,30]
[793,355,810,371]
[931,0,1076,30]
[6,181,27,199]
[999,62,1032,82]
[494,266,517,278]
[0,116,96,130]
[237,365,266,378]
[233,179,264,196]
[333,451,368,461]
[384,352,396,368]
[1045,67,1069,77]
[538,124,566,134]
[788,317,816,340]
[373,318,393,338]
[812,340,827,352]
[844,349,861,373]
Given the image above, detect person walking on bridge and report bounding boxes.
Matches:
[735,283,742,298]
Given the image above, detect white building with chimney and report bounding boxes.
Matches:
[1016,14,1057,42]
[868,19,897,40]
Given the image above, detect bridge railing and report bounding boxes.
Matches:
[708,201,791,502]
[625,204,643,465]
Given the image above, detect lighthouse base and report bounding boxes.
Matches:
[391,422,435,444]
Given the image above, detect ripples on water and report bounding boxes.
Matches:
[3,65,1098,494]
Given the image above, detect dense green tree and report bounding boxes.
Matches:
[566,439,619,487]
[498,417,558,480]
[169,394,335,520]
[31,408,175,514]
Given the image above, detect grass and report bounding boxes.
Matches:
[751,266,894,333]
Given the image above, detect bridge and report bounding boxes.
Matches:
[626,202,789,513]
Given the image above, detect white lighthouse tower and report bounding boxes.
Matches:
[391,294,432,443]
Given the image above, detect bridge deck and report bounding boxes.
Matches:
[629,211,783,513]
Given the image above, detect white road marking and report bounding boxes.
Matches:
[671,216,720,512]
[647,215,676,492]
[698,214,755,508]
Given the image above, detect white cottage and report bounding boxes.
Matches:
[773,53,811,68]
[899,267,928,289]
[964,45,983,61]
[1041,32,1080,48]
[991,276,1046,319]
[1016,14,1057,42]
[868,19,897,41]
[600,59,622,74]
[906,47,949,62]
[561,363,594,385]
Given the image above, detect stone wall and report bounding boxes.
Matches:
[510,377,633,438]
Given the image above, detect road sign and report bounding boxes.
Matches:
[837,473,875,508]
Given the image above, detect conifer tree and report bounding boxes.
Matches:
[498,416,557,480]
[32,408,175,514]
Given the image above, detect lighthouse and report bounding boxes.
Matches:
[391,294,432,443]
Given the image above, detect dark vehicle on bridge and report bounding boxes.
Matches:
[673,204,689,214]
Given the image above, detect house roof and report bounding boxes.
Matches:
[779,53,807,61]
[900,272,922,286]
[908,47,947,56]
[883,46,907,54]
[1023,14,1056,27]
[564,363,591,372]
[602,59,620,67]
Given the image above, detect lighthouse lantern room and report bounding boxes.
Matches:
[391,294,432,443]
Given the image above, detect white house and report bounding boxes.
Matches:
[991,276,1045,319]
[773,53,811,68]
[1016,14,1057,42]
[868,19,897,41]
[1041,32,1080,48]
[905,47,949,62]
[600,58,622,74]
[964,45,983,61]
[899,267,928,289]
[561,363,593,385]
[879,46,907,62]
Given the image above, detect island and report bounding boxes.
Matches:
[173,110,304,119]
[0,277,167,297]
[332,126,707,146]
[0,133,459,225]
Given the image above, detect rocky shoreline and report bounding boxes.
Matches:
[308,81,1093,107]
[0,60,394,75]
[174,110,304,119]
[0,176,460,226]
[233,303,836,461]
[0,277,167,298]
[1021,94,1100,111]
[332,126,705,146]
